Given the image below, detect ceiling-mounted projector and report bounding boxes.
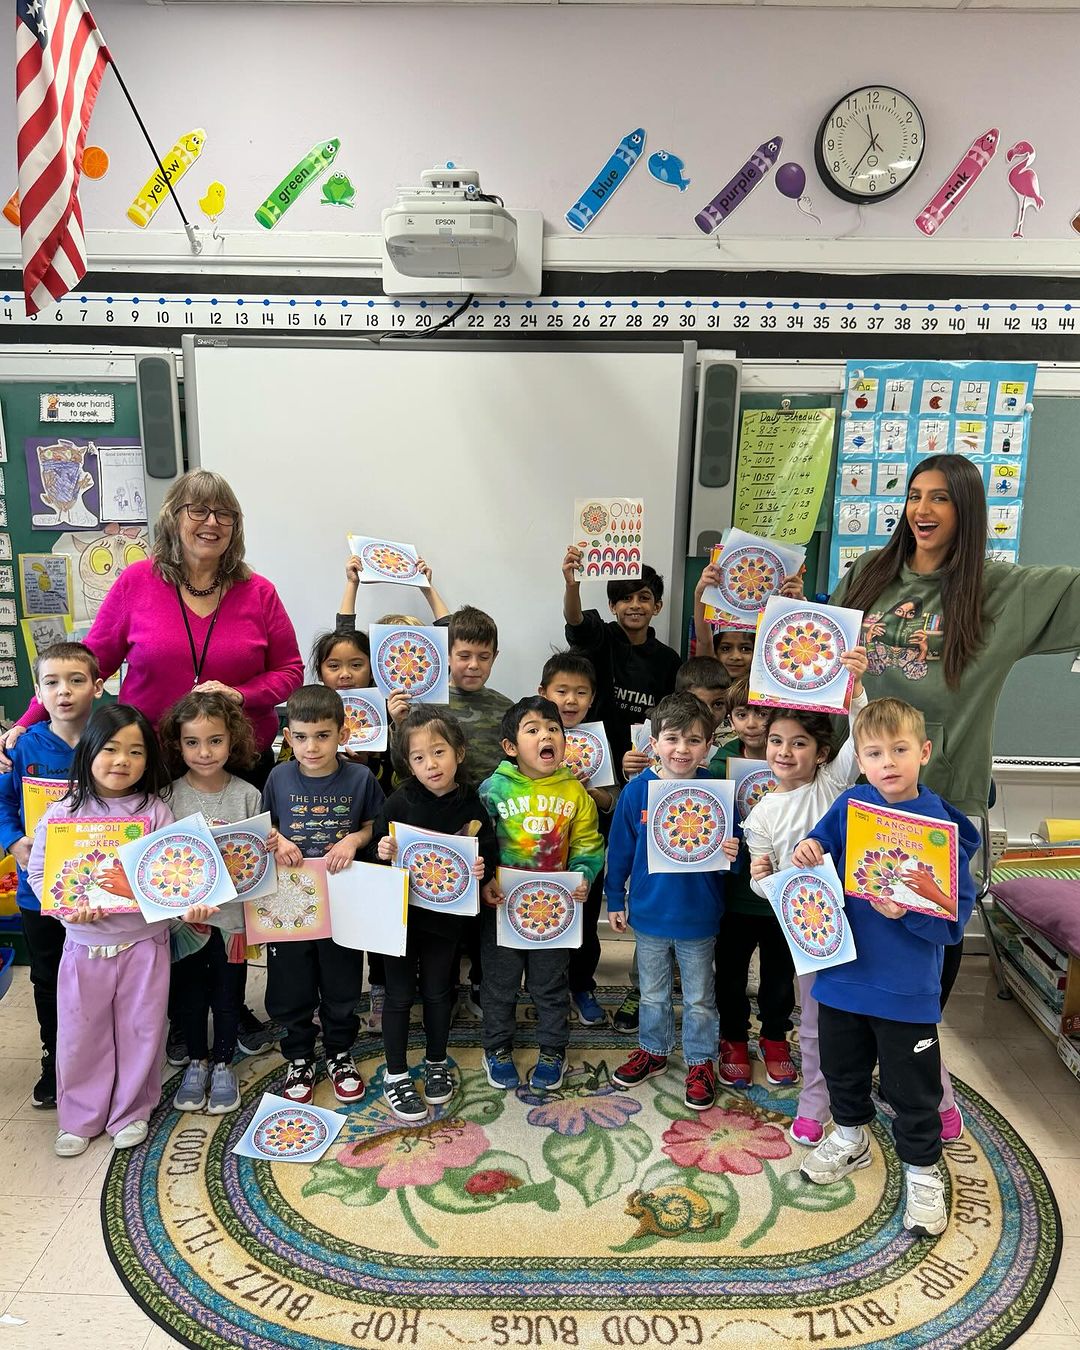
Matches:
[381,165,543,298]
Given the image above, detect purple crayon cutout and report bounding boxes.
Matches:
[695,136,783,235]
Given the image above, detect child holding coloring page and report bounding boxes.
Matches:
[371,708,498,1122]
[27,706,175,1158]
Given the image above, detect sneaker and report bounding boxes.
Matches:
[789,1116,825,1146]
[236,1015,281,1057]
[384,1074,429,1123]
[484,1049,520,1091]
[165,1024,190,1068]
[801,1128,872,1185]
[173,1059,209,1112]
[366,984,385,1035]
[32,1053,56,1110]
[612,1048,668,1088]
[327,1052,365,1104]
[207,1063,241,1115]
[112,1119,149,1150]
[613,990,640,1034]
[684,1061,717,1111]
[572,990,607,1026]
[54,1131,89,1157]
[529,1051,566,1092]
[939,1105,964,1143]
[718,1038,752,1089]
[760,1037,799,1086]
[423,1060,455,1105]
[282,1058,316,1105]
[903,1165,948,1237]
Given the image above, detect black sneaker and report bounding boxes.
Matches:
[613,990,640,1034]
[423,1060,455,1105]
[165,1024,190,1068]
[236,1012,281,1057]
[384,1074,429,1122]
[32,1053,56,1110]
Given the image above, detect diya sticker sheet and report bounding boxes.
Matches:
[118,813,238,923]
[563,721,615,789]
[748,596,864,716]
[22,776,69,835]
[496,867,583,951]
[844,800,959,919]
[209,812,277,903]
[573,497,644,579]
[340,687,388,753]
[326,860,409,957]
[761,858,857,977]
[232,1093,344,1164]
[42,814,150,916]
[244,858,332,944]
[727,757,779,822]
[390,821,479,917]
[701,528,806,631]
[646,778,735,875]
[370,624,449,705]
[346,534,425,588]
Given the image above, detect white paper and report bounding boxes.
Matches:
[232,1092,344,1163]
[97,443,148,523]
[748,596,864,717]
[572,497,644,579]
[119,813,238,921]
[496,866,583,950]
[391,821,479,917]
[340,687,388,753]
[210,812,278,902]
[646,778,735,874]
[347,534,425,587]
[370,624,449,705]
[327,860,409,957]
[563,720,615,789]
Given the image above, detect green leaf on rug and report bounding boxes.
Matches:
[775,1169,856,1212]
[651,1085,691,1121]
[452,1068,509,1126]
[301,1159,387,1208]
[543,1120,652,1206]
[416,1150,560,1217]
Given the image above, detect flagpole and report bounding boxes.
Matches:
[107,61,203,255]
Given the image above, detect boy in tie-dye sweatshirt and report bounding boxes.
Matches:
[479,697,605,1095]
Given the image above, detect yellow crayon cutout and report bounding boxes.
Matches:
[127,129,206,228]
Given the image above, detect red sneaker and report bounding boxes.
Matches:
[612,1049,668,1088]
[684,1061,716,1111]
[760,1038,799,1086]
[718,1039,752,1088]
[282,1058,316,1105]
[327,1052,365,1104]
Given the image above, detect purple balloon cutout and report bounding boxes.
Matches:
[775,162,807,200]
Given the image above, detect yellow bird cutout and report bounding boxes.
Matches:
[31,562,52,591]
[199,181,226,220]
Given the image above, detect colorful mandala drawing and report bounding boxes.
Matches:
[376,630,441,698]
[505,880,575,943]
[651,787,727,866]
[135,835,217,908]
[342,694,383,748]
[762,609,847,692]
[215,831,270,898]
[564,729,605,781]
[735,768,778,820]
[251,1108,330,1160]
[579,502,609,534]
[779,872,846,960]
[255,869,323,931]
[400,841,469,906]
[361,542,419,582]
[48,847,109,911]
[852,848,938,904]
[719,546,783,613]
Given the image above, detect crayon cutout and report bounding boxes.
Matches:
[915,129,998,237]
[127,129,206,228]
[566,128,646,233]
[695,137,782,235]
[255,139,341,230]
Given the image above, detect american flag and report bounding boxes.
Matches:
[15,0,111,315]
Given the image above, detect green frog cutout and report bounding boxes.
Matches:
[320,172,356,208]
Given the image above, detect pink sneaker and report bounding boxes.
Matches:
[789,1116,824,1146]
[939,1105,964,1142]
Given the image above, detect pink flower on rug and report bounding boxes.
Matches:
[336,1118,488,1188]
[662,1107,791,1176]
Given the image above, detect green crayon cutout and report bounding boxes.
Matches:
[255,138,340,229]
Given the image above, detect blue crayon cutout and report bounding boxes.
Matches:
[648,151,691,192]
[566,128,646,233]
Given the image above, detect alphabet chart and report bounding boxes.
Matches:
[830,360,1036,589]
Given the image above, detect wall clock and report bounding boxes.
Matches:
[815,86,925,204]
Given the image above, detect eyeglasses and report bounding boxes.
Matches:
[182,504,238,527]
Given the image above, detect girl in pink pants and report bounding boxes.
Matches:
[29,706,175,1158]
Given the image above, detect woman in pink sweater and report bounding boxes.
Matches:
[2,471,303,777]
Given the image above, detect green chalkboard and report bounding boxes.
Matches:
[0,382,142,723]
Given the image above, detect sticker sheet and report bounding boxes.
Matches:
[327,860,409,957]
[245,859,332,944]
[390,821,479,917]
[232,1092,344,1164]
[761,858,857,977]
[496,867,583,950]
[340,687,388,753]
[748,597,864,716]
[646,778,735,874]
[346,534,425,588]
[563,721,616,789]
[21,776,69,836]
[41,815,150,916]
[727,757,779,822]
[370,624,449,705]
[701,528,806,631]
[844,801,959,919]
[831,360,1037,587]
[210,812,278,903]
[118,813,238,922]
[573,497,644,579]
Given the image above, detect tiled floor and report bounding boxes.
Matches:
[0,950,1076,1348]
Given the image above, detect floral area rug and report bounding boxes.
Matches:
[102,986,1060,1350]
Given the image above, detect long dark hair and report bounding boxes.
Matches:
[842,455,986,688]
[65,704,171,812]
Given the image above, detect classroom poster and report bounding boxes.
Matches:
[733,409,835,544]
[41,815,150,916]
[391,821,479,917]
[761,858,857,977]
[748,597,863,716]
[844,800,959,919]
[21,615,73,666]
[496,867,583,950]
[646,779,735,874]
[18,553,71,617]
[97,443,148,523]
[831,360,1037,587]
[701,528,806,630]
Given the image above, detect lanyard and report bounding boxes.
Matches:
[176,586,223,686]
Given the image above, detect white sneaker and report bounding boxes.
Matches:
[800,1127,872,1184]
[112,1119,149,1150]
[903,1166,948,1237]
[55,1131,90,1157]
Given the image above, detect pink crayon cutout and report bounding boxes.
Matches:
[695,136,783,235]
[915,128,999,237]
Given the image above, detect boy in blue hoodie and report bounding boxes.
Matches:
[606,692,738,1112]
[0,642,103,1108]
[793,697,978,1239]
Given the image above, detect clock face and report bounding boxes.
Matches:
[815,86,924,204]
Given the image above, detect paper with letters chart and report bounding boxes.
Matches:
[210,812,278,903]
[42,814,149,916]
[761,858,857,977]
[701,529,806,630]
[347,534,426,588]
[370,624,449,705]
[563,720,615,789]
[748,596,863,716]
[391,821,479,917]
[118,813,238,923]
[646,778,734,874]
[845,800,959,919]
[244,858,332,944]
[573,497,644,579]
[232,1093,344,1163]
[496,867,583,950]
[327,860,409,957]
[340,687,388,753]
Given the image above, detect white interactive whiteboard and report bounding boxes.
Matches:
[182,338,696,703]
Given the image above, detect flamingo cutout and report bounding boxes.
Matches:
[1007,141,1045,238]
